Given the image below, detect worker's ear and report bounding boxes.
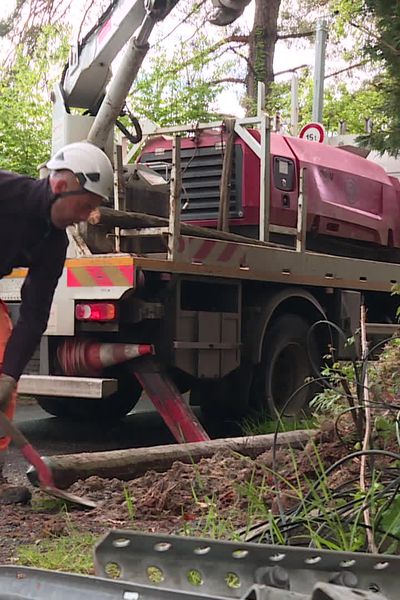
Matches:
[49,174,68,195]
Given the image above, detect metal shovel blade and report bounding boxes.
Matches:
[0,410,96,510]
[40,485,97,509]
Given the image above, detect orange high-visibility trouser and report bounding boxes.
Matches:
[0,300,17,451]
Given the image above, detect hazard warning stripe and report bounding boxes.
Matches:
[189,238,242,264]
[217,243,238,263]
[67,264,134,287]
[4,269,28,279]
[193,240,216,261]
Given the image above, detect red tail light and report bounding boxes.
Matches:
[75,302,117,322]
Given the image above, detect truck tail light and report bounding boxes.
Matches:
[75,302,117,322]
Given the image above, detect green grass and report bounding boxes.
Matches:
[123,486,136,523]
[17,531,98,573]
[31,494,69,513]
[240,413,317,436]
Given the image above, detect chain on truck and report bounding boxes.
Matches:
[1,0,399,434]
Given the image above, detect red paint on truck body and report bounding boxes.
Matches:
[140,130,400,249]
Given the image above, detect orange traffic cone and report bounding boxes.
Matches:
[57,339,154,376]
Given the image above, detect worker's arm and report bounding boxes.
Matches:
[2,229,68,381]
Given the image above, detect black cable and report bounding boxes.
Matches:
[293,449,400,520]
[269,375,332,538]
[116,115,142,145]
[250,470,400,546]
[248,320,400,545]
[334,405,364,447]
[306,319,360,384]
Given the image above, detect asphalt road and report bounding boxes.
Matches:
[4,395,242,484]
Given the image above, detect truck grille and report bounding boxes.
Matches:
[139,144,243,221]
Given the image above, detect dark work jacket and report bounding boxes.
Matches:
[0,171,68,380]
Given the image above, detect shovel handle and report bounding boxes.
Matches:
[0,410,55,487]
[0,409,28,448]
[20,443,55,488]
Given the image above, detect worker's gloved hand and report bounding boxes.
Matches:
[0,374,16,412]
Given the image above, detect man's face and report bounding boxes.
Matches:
[49,172,103,229]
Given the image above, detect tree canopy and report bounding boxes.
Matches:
[0,0,399,164]
[352,0,400,155]
[0,25,69,175]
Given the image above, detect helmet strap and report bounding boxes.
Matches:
[57,190,91,199]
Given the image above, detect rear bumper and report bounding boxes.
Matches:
[18,375,118,399]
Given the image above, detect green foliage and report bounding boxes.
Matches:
[241,412,316,436]
[379,496,400,540]
[130,34,228,126]
[0,24,69,176]
[336,0,400,155]
[269,72,385,135]
[123,486,136,523]
[371,337,400,398]
[310,387,344,414]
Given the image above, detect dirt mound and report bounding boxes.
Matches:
[0,426,353,566]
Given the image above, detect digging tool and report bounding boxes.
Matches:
[0,410,96,509]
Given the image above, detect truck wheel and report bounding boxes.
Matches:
[36,365,142,422]
[253,314,320,417]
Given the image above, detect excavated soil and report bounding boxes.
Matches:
[0,421,396,568]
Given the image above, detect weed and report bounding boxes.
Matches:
[180,494,240,541]
[31,494,68,513]
[123,486,136,523]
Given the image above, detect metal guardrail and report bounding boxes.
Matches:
[0,531,396,599]
[94,531,396,599]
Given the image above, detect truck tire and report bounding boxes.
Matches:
[252,314,320,417]
[36,365,142,422]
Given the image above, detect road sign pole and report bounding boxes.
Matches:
[312,19,328,123]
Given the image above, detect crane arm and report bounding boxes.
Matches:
[63,0,147,112]
[62,0,252,113]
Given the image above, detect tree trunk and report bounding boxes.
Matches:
[246,0,282,111]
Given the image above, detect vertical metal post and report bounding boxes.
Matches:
[218,118,235,232]
[291,72,299,135]
[365,118,373,133]
[168,135,182,260]
[258,82,271,242]
[257,81,266,117]
[296,168,307,252]
[312,19,328,123]
[113,141,125,253]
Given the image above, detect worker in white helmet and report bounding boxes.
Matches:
[0,141,113,504]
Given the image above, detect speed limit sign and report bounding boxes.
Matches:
[299,122,325,143]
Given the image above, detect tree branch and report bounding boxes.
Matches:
[349,20,400,57]
[209,77,245,86]
[325,59,371,79]
[277,30,314,41]
[155,0,208,46]
[274,63,309,77]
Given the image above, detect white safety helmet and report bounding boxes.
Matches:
[46,141,114,200]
